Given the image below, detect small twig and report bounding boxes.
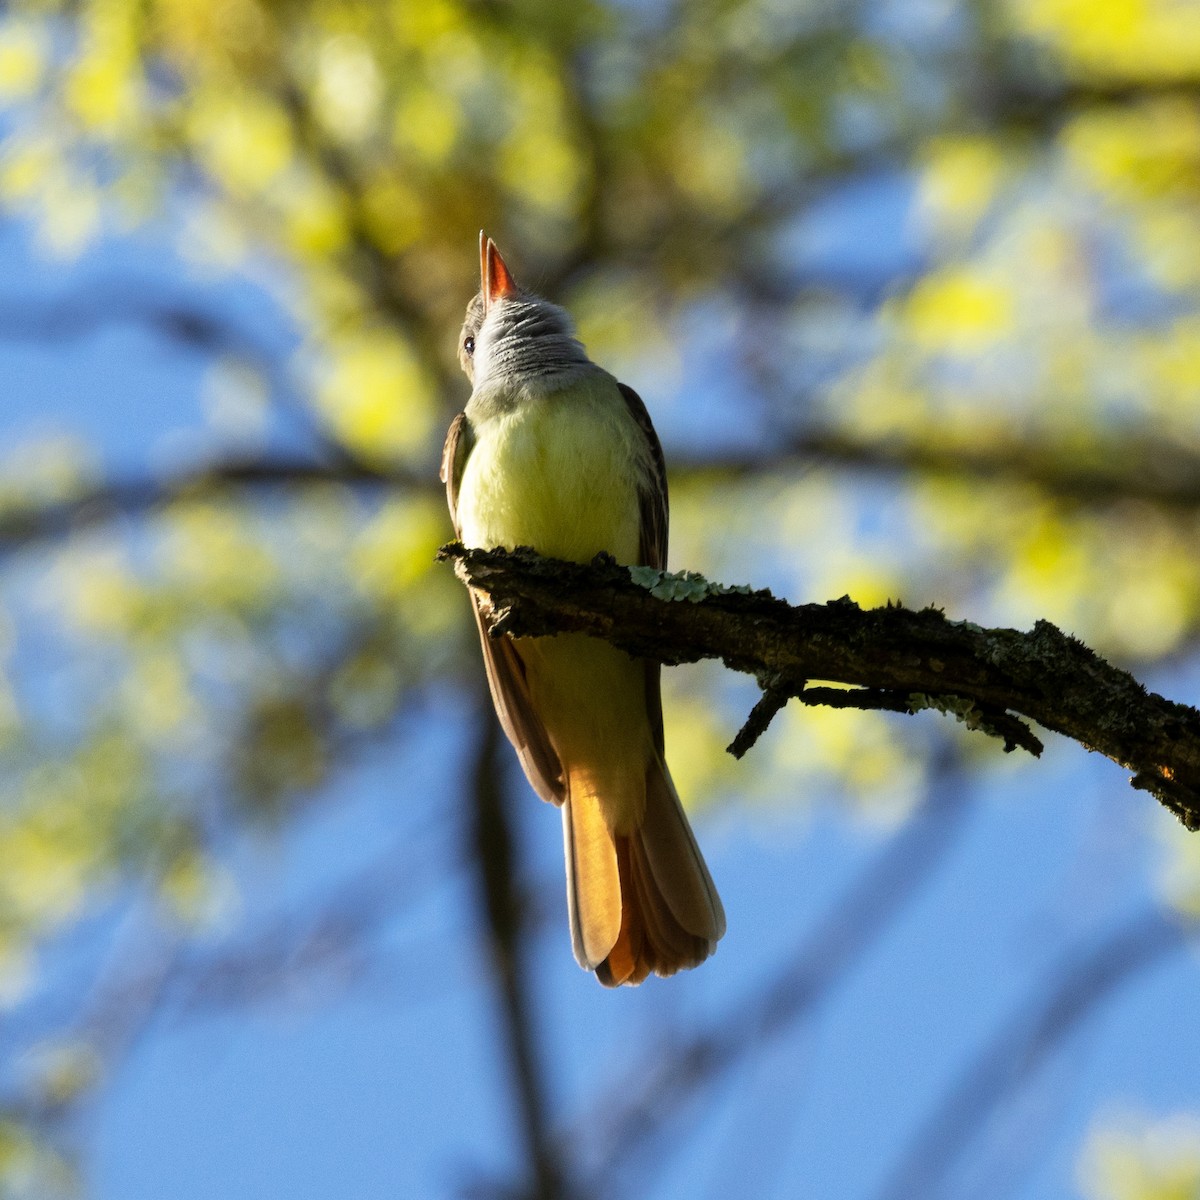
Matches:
[727,677,794,758]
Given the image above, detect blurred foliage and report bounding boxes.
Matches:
[1081,1114,1200,1200]
[0,0,1197,1190]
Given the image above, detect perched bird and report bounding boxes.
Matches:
[442,234,725,986]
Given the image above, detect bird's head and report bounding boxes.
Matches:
[458,233,586,388]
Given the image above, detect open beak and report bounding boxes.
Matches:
[479,230,518,313]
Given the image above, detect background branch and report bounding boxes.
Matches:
[467,700,568,1200]
[872,909,1192,1200]
[8,419,1200,557]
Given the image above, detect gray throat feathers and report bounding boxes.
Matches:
[470,300,598,414]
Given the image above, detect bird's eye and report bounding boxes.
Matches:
[463,335,475,356]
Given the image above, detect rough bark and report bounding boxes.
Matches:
[438,543,1200,830]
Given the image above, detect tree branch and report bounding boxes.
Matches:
[438,544,1200,829]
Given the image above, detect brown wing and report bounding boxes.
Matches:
[441,413,565,805]
[617,382,668,571]
[617,382,671,756]
[440,412,470,526]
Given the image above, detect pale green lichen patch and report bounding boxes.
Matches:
[909,691,1028,749]
[908,691,995,733]
[909,693,975,720]
[947,618,986,635]
[627,566,753,602]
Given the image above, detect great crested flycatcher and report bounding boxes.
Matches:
[442,234,726,986]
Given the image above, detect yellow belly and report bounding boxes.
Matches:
[456,377,644,564]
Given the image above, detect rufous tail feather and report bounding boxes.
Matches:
[562,756,724,987]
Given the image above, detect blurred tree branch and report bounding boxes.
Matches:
[695,430,1200,513]
[0,286,274,352]
[440,544,1200,828]
[8,418,1200,558]
[467,703,568,1200]
[872,908,1193,1200]
[0,457,399,555]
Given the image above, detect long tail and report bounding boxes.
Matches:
[562,756,725,987]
